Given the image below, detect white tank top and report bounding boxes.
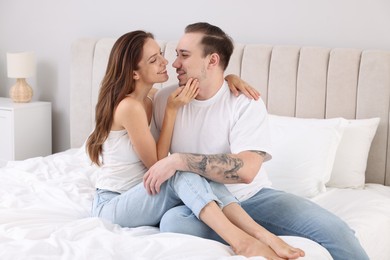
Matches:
[95,129,147,193]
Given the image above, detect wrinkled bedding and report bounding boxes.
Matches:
[1,148,389,260]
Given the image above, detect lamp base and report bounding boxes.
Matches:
[9,78,33,103]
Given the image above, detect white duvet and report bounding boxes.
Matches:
[0,148,389,260]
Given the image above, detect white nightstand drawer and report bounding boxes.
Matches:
[0,110,14,161]
[0,97,52,162]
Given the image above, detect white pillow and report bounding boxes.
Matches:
[326,117,380,188]
[264,115,345,198]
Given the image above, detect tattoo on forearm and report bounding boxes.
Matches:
[185,154,243,181]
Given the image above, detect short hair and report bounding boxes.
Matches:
[185,22,234,70]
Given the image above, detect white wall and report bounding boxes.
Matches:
[1,0,389,153]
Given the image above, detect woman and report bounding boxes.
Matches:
[86,30,304,259]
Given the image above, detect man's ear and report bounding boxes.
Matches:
[208,53,220,68]
[133,71,140,80]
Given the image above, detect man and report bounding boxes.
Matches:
[145,22,368,260]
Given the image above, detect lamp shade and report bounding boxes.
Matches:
[7,52,36,78]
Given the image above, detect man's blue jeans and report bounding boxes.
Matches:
[160,188,369,260]
[91,171,237,228]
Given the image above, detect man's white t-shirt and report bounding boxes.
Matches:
[152,81,273,201]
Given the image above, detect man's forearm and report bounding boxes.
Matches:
[186,153,243,183]
[177,152,262,184]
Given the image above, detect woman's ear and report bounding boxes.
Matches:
[133,71,140,80]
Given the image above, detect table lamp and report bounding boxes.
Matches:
[7,52,36,103]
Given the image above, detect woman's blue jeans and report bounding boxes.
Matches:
[91,171,237,228]
[159,188,369,260]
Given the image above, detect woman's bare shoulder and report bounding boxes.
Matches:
[116,97,145,119]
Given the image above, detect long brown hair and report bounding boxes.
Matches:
[86,30,154,166]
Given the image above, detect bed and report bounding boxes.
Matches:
[1,38,389,260]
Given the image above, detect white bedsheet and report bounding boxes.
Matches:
[0,148,388,260]
[312,184,390,260]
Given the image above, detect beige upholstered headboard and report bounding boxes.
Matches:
[70,38,390,186]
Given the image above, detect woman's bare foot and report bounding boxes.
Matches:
[231,234,286,259]
[261,234,305,259]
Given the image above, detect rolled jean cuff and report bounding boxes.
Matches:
[190,192,222,219]
[208,181,239,208]
[219,196,239,209]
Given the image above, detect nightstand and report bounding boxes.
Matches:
[0,97,52,166]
